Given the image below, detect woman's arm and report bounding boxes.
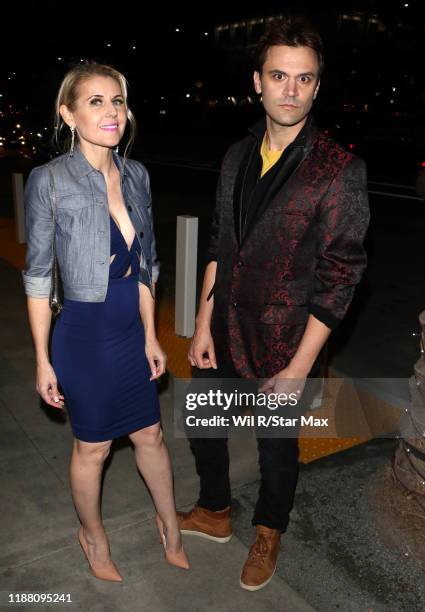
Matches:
[26,296,65,408]
[23,166,64,409]
[138,282,166,380]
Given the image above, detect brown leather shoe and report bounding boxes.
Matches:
[177,504,232,543]
[240,525,281,591]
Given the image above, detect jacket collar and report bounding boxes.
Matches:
[69,145,128,180]
[248,113,317,150]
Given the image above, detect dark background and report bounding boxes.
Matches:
[1,1,425,182]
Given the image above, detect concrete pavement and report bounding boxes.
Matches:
[0,256,315,611]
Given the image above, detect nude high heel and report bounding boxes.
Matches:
[78,526,123,582]
[155,515,190,570]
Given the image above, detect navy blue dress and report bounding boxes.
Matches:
[51,214,160,442]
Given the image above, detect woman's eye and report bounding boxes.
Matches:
[90,98,102,105]
[114,99,124,105]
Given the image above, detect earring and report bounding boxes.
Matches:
[70,126,75,157]
[115,145,119,153]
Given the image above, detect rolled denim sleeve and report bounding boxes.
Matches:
[137,161,160,284]
[21,166,53,298]
[146,172,160,284]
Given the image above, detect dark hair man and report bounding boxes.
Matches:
[179,15,370,591]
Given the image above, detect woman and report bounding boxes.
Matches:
[22,62,189,581]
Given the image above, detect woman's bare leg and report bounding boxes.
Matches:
[70,438,113,565]
[129,423,182,553]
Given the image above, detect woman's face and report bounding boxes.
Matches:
[62,75,127,150]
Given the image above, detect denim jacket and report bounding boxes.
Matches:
[22,146,160,301]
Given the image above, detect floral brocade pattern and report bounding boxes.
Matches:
[209,130,370,380]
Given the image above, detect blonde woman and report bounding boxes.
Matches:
[22,62,189,581]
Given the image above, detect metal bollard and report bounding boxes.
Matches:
[175,215,198,337]
[12,173,25,244]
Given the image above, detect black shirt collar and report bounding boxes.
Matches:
[248,113,317,150]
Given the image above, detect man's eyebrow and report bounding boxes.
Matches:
[268,69,316,77]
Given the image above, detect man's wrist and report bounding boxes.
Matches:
[285,359,312,378]
[195,316,211,333]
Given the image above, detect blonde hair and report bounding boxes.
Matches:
[54,61,137,162]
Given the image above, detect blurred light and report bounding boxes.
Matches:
[106,43,111,47]
[160,96,165,100]
[421,161,425,167]
[16,124,21,128]
[57,57,63,61]
[132,46,136,50]
[348,143,355,150]
[0,143,3,147]
[185,93,190,98]
[175,28,180,32]
[204,32,208,36]
[37,133,42,137]
[21,141,25,145]
[159,110,167,115]
[404,3,409,6]
[392,87,397,92]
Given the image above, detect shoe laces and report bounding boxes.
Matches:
[247,534,270,568]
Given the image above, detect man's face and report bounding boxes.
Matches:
[253,45,320,128]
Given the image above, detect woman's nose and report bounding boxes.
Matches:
[106,103,118,116]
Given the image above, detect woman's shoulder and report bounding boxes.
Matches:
[121,156,150,189]
[27,153,68,178]
[122,156,148,176]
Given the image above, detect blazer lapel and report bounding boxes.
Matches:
[233,140,257,246]
[239,118,319,249]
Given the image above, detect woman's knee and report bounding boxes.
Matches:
[73,439,112,463]
[130,423,163,449]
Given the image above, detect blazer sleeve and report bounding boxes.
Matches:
[21,166,54,298]
[308,156,370,329]
[205,146,234,266]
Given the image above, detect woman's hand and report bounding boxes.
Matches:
[36,362,65,409]
[145,336,167,380]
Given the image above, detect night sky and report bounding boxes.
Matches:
[1,0,425,165]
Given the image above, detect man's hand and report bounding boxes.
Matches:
[259,364,307,399]
[188,327,217,369]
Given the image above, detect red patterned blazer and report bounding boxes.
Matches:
[207,116,370,379]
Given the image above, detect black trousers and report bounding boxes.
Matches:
[187,352,300,533]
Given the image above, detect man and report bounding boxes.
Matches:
[179,16,370,591]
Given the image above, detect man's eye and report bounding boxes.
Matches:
[273,73,284,80]
[299,76,311,83]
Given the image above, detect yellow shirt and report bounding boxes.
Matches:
[260,133,284,178]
